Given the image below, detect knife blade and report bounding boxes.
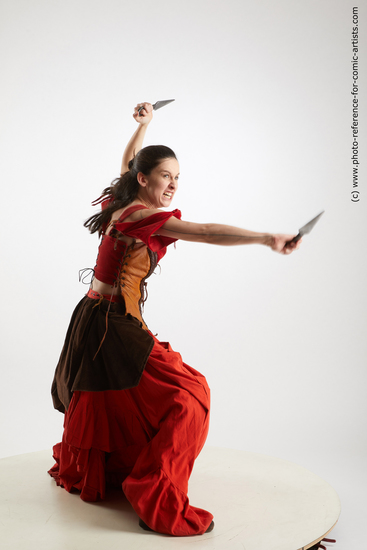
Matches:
[138,99,175,114]
[287,211,325,244]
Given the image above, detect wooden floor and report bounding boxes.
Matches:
[0,446,340,550]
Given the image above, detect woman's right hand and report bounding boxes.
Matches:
[269,234,302,254]
[133,102,153,125]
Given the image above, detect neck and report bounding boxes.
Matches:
[135,191,155,210]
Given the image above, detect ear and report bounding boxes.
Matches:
[137,172,148,188]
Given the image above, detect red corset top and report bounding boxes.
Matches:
[93,203,182,328]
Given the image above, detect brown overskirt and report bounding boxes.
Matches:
[51,295,154,413]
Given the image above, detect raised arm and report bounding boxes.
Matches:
[120,103,153,175]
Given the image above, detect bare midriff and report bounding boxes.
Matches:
[90,277,118,296]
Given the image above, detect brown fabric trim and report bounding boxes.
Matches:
[51,296,154,414]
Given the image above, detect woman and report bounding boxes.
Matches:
[49,102,301,536]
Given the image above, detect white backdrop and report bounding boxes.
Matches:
[1,0,366,544]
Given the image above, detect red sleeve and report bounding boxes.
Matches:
[114,209,182,252]
[101,198,112,211]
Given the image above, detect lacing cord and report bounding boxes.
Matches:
[79,268,95,285]
[141,281,148,312]
[92,288,116,361]
[89,246,130,361]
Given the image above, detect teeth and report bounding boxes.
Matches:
[163,193,172,197]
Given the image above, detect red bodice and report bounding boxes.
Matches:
[93,204,182,328]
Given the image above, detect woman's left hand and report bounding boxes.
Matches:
[133,102,153,125]
[270,235,302,254]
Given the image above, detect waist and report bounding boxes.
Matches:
[87,289,121,303]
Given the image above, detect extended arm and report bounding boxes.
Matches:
[130,210,301,254]
[120,103,153,175]
[160,218,300,253]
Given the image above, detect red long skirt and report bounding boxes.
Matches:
[48,336,213,536]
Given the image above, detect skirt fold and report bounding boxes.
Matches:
[49,335,213,535]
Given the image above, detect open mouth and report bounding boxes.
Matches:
[163,192,173,198]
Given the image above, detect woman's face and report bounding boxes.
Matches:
[138,158,180,209]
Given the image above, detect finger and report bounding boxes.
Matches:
[286,241,300,253]
[133,106,147,119]
[134,103,146,115]
[282,241,294,254]
[138,102,153,114]
[287,239,301,252]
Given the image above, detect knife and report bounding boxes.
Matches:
[138,99,175,114]
[287,211,325,244]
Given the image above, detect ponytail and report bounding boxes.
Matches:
[84,144,177,236]
[83,170,139,235]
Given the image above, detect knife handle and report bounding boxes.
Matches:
[138,103,155,115]
[287,233,301,245]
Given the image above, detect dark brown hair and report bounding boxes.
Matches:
[84,145,177,235]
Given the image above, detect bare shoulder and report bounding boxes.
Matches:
[123,205,165,223]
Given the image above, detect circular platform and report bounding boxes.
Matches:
[0,446,340,550]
